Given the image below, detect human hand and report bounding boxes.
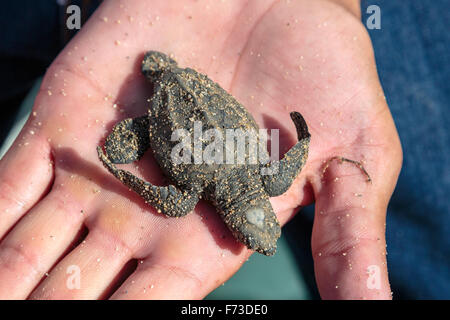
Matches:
[0,0,401,299]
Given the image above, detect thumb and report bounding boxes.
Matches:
[310,157,394,300]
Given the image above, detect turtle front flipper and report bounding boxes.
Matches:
[97,146,199,217]
[261,112,310,197]
[104,115,150,164]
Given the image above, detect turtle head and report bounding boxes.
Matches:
[239,205,281,256]
[220,199,281,256]
[141,51,178,82]
[215,172,281,256]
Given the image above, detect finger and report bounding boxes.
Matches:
[29,228,133,300]
[0,131,53,238]
[110,212,253,300]
[0,189,85,299]
[109,196,304,300]
[110,249,250,300]
[311,158,392,300]
[110,258,206,300]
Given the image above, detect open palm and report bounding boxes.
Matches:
[0,0,401,299]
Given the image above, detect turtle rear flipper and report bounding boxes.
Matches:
[141,51,178,82]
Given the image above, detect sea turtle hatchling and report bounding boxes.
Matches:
[97,51,310,255]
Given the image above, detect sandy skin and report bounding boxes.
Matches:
[0,0,401,299]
